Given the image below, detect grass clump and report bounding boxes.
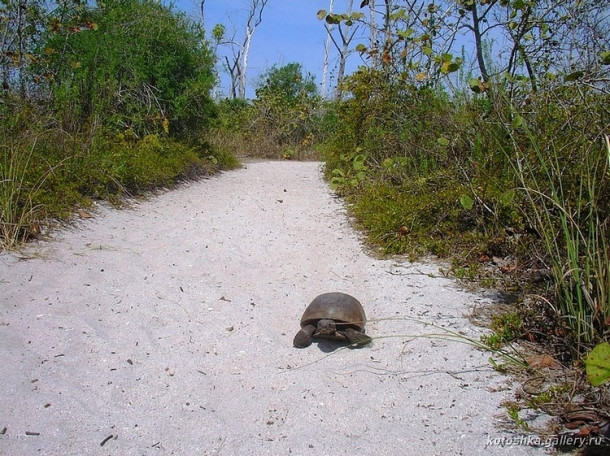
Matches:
[526,384,571,410]
[0,123,235,249]
[480,313,523,351]
[0,141,46,248]
[505,402,531,432]
[501,112,609,353]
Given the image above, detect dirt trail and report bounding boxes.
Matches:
[0,161,542,455]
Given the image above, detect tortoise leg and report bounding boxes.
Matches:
[293,325,316,348]
[343,328,372,347]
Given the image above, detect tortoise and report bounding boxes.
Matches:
[293,292,372,348]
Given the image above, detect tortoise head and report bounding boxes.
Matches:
[315,319,337,336]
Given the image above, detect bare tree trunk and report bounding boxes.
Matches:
[16,0,27,98]
[336,35,349,98]
[238,0,269,99]
[225,53,241,99]
[199,0,206,28]
[383,0,391,43]
[506,5,537,93]
[321,0,335,98]
[369,0,379,68]
[334,0,356,98]
[470,2,489,82]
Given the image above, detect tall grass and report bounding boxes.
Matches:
[0,140,46,249]
[501,112,609,353]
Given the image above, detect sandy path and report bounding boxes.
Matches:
[0,161,541,455]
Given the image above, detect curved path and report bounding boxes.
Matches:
[0,161,541,455]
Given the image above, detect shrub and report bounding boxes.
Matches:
[0,1,236,249]
[212,63,321,159]
[41,0,217,138]
[320,65,610,355]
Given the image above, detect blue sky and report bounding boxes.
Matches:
[170,0,362,98]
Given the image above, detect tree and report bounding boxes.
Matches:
[367,0,379,68]
[215,0,269,99]
[255,63,317,103]
[318,0,363,98]
[240,0,268,98]
[325,0,609,97]
[250,62,319,155]
[458,0,492,83]
[452,0,609,95]
[504,0,610,91]
[0,0,78,99]
[321,0,335,98]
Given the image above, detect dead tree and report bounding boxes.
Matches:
[321,0,335,98]
[238,0,269,98]
[324,0,360,98]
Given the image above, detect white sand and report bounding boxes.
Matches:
[0,161,544,455]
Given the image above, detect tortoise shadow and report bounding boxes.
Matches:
[313,339,369,353]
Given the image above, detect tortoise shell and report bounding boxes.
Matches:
[300,292,367,332]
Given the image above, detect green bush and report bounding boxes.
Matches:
[42,0,217,138]
[320,66,609,354]
[1,1,237,250]
[212,63,321,159]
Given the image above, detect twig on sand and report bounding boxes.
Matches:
[100,434,114,447]
[212,436,227,455]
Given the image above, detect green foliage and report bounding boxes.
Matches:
[255,63,317,105]
[526,384,571,409]
[322,68,464,176]
[505,402,530,432]
[329,150,368,190]
[0,119,229,246]
[320,63,609,357]
[318,9,365,26]
[480,313,523,350]
[0,0,236,250]
[343,171,472,257]
[95,134,212,193]
[212,63,321,159]
[41,0,217,138]
[211,24,226,43]
[320,67,513,257]
[585,342,610,386]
